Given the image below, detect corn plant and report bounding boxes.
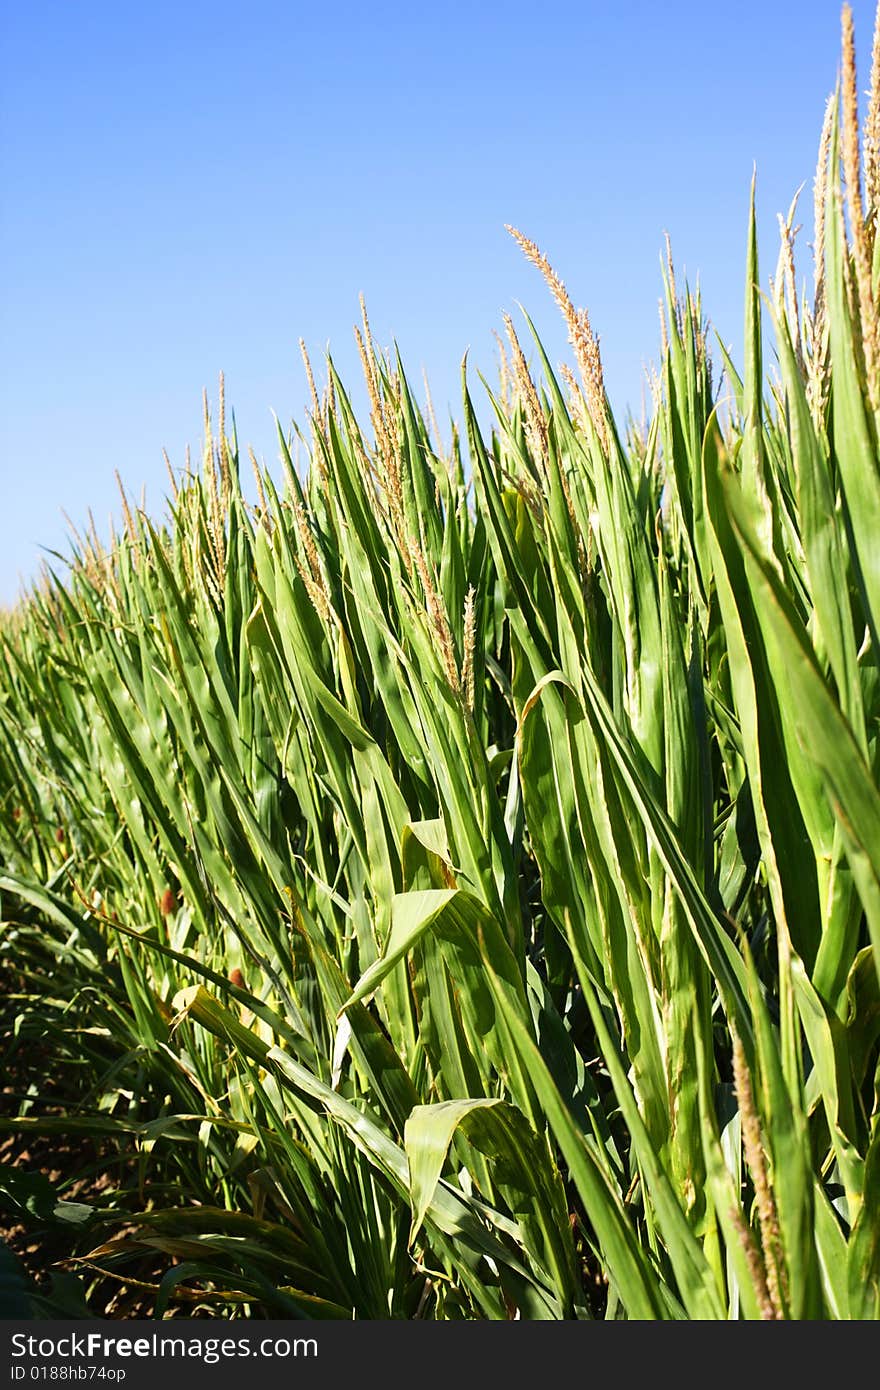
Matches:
[1,2,879,1321]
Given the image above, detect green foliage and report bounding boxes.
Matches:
[1,14,879,1318]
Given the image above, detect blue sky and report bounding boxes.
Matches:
[1,0,876,603]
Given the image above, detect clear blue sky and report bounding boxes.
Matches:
[1,0,876,603]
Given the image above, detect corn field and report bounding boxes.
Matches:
[2,5,880,1322]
